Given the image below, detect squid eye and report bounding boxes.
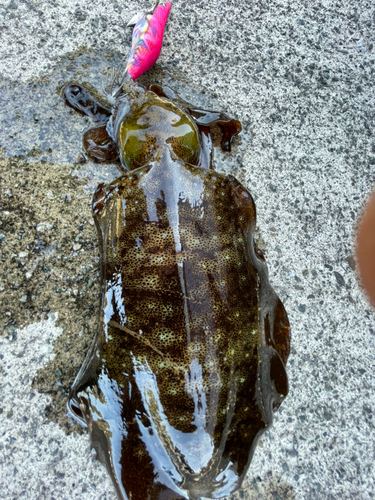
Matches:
[70,86,81,97]
[67,399,87,428]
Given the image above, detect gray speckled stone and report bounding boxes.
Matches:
[1,1,375,499]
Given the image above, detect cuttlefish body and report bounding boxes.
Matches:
[66,86,290,500]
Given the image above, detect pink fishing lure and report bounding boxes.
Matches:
[125,1,172,81]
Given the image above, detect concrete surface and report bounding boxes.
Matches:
[1,0,375,499]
